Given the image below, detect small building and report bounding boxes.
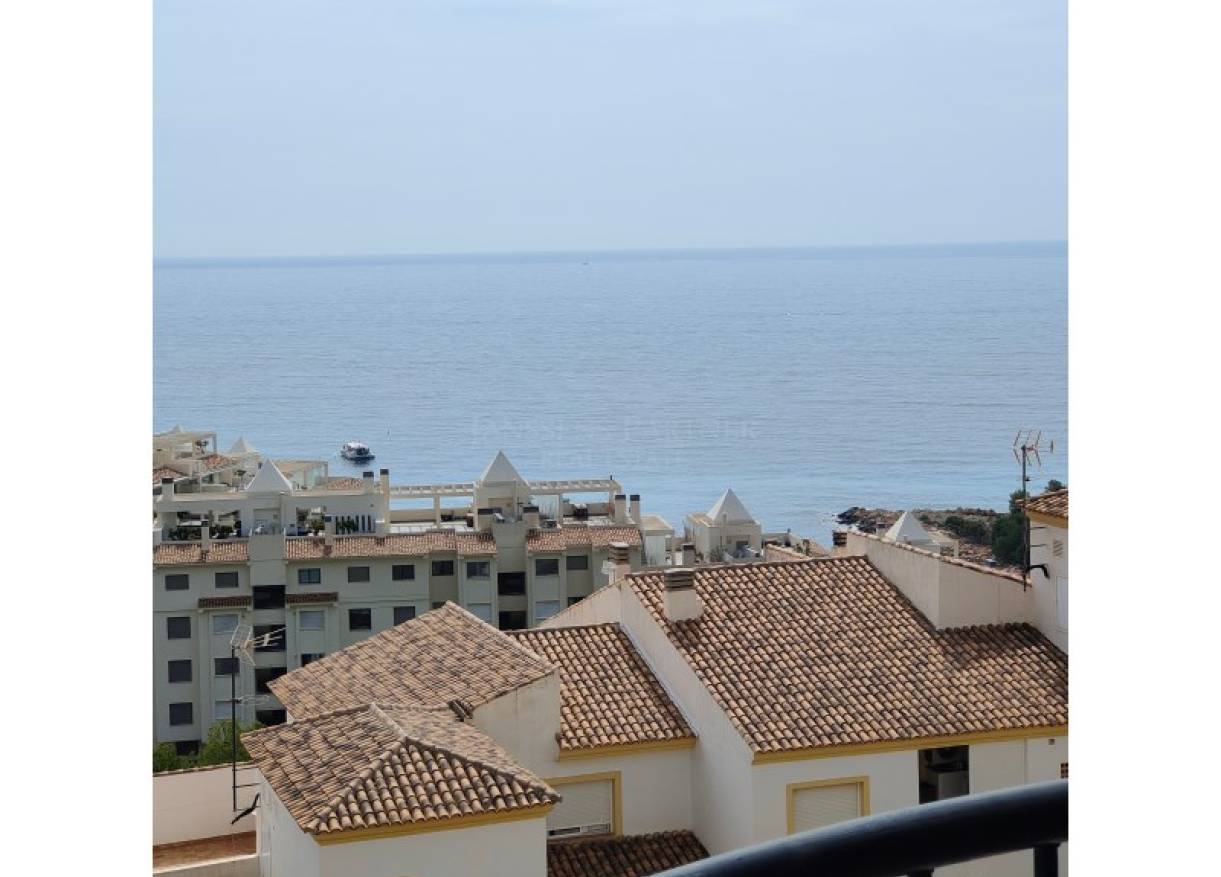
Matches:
[683,488,763,562]
[881,510,940,551]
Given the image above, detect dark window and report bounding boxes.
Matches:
[300,652,325,666]
[392,564,415,581]
[214,657,238,676]
[166,616,191,639]
[498,610,528,630]
[174,740,199,756]
[255,709,287,726]
[255,666,287,694]
[919,746,970,804]
[565,554,589,571]
[393,606,416,625]
[165,573,189,591]
[214,571,239,588]
[535,558,560,577]
[167,659,192,683]
[169,702,194,726]
[431,560,455,577]
[466,561,490,579]
[498,571,526,596]
[347,566,370,583]
[298,567,322,585]
[348,608,372,630]
[1060,762,1068,779]
[253,624,285,651]
[252,585,285,610]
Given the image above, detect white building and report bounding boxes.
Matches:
[683,488,764,562]
[242,523,1068,877]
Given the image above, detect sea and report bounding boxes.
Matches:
[154,242,1067,545]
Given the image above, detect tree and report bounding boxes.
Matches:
[990,489,1027,567]
[196,719,262,767]
[153,742,183,773]
[1046,479,1065,492]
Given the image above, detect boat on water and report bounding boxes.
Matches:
[341,441,375,462]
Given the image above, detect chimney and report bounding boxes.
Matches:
[379,468,390,494]
[362,470,376,494]
[199,515,211,551]
[613,494,627,523]
[608,541,632,583]
[475,507,494,532]
[160,477,175,500]
[375,517,388,537]
[681,542,696,567]
[323,515,335,547]
[629,494,641,524]
[523,504,540,529]
[663,567,703,622]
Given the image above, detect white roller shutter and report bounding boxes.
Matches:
[791,782,862,834]
[547,779,614,838]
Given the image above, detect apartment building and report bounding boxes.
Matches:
[241,494,1069,877]
[152,451,652,749]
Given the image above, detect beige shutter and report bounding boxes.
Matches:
[791,782,862,834]
[547,779,614,837]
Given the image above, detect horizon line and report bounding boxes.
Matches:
[155,239,1067,268]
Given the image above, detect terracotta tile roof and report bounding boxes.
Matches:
[322,477,365,491]
[627,557,1067,755]
[547,831,709,877]
[243,704,558,837]
[509,625,695,752]
[270,603,555,719]
[199,453,239,473]
[526,525,643,552]
[284,530,494,560]
[1024,488,1069,521]
[154,541,250,566]
[286,592,339,605]
[198,595,252,609]
[153,466,185,486]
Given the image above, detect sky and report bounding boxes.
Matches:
[154,0,1066,259]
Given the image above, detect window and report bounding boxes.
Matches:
[211,614,238,636]
[919,746,969,804]
[300,652,325,666]
[466,560,490,579]
[1056,577,1068,630]
[788,778,867,834]
[535,600,561,622]
[467,603,493,623]
[214,571,239,588]
[347,566,370,583]
[499,610,527,630]
[392,564,415,581]
[393,606,416,625]
[565,555,589,571]
[498,571,526,596]
[165,573,189,591]
[535,558,560,577]
[299,610,325,631]
[169,702,194,726]
[174,740,199,756]
[252,585,285,609]
[1052,539,1064,557]
[167,659,192,683]
[431,560,455,577]
[1060,762,1068,779]
[348,608,372,630]
[214,657,238,676]
[298,568,322,585]
[253,624,284,651]
[166,616,191,639]
[547,777,616,838]
[255,666,287,694]
[256,709,287,726]
[214,700,232,721]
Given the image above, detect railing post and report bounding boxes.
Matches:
[1033,843,1059,877]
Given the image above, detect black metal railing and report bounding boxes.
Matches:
[657,780,1067,877]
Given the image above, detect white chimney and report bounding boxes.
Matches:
[375,518,388,537]
[200,515,211,551]
[475,508,494,532]
[613,494,627,523]
[379,468,390,494]
[663,567,703,622]
[160,477,175,500]
[608,541,632,583]
[323,515,335,547]
[523,505,540,529]
[362,470,376,494]
[629,494,641,524]
[681,542,696,567]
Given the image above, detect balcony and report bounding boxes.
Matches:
[657,780,1067,877]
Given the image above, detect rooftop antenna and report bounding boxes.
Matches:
[1013,429,1052,585]
[227,623,283,811]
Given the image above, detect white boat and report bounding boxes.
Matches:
[341,441,375,462]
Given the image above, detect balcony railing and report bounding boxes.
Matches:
[657,780,1067,877]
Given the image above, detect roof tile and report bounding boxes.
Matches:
[526,526,642,553]
[547,831,709,877]
[1024,488,1068,521]
[154,541,249,566]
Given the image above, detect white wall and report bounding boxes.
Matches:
[259,781,321,877]
[154,763,258,845]
[1029,521,1068,651]
[543,748,693,836]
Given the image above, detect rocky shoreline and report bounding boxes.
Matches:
[836,505,1005,567]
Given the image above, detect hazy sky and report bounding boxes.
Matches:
[154,0,1066,259]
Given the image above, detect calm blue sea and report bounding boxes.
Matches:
[154,243,1067,544]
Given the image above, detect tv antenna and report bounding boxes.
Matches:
[1013,430,1054,583]
[226,623,283,810]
